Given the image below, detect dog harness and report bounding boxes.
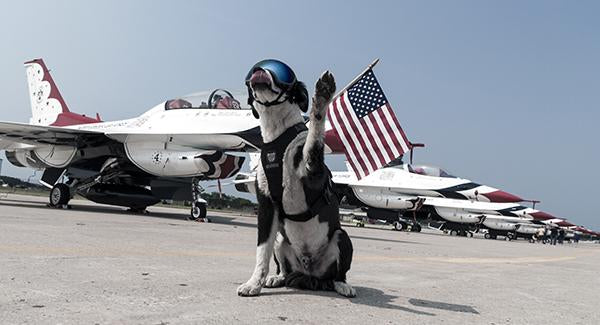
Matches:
[261,123,335,222]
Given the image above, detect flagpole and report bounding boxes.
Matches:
[331,58,380,100]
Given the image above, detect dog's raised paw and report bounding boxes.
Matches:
[237,281,262,296]
[312,71,336,120]
[334,281,356,298]
[265,275,286,288]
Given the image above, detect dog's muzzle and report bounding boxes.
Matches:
[249,70,272,89]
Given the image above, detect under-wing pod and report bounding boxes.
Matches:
[5,146,76,169]
[81,184,161,209]
[434,207,484,224]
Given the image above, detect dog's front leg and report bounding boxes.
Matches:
[237,190,279,297]
[303,71,336,175]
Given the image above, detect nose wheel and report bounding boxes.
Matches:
[189,177,210,222]
[189,201,209,222]
[48,183,71,208]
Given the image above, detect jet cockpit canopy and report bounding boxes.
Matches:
[408,164,456,178]
[387,159,456,178]
[165,89,249,110]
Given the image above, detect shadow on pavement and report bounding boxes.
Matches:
[260,286,436,316]
[350,287,435,316]
[408,298,479,314]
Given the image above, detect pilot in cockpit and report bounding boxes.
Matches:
[165,98,192,110]
[165,89,241,110]
[209,89,241,109]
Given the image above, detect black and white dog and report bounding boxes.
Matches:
[237,59,355,297]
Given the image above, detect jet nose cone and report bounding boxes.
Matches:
[481,190,523,203]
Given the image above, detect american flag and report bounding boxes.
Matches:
[326,69,411,179]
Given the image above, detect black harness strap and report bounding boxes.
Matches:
[261,123,307,203]
[261,123,335,222]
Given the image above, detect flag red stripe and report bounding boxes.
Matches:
[326,106,362,178]
[331,98,370,175]
[358,112,387,167]
[376,108,405,156]
[385,104,411,150]
[338,94,378,172]
[366,112,395,161]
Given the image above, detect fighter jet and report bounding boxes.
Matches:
[330,161,599,241]
[0,59,340,219]
[329,160,538,231]
[332,160,524,204]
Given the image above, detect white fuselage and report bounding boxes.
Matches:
[14,104,261,178]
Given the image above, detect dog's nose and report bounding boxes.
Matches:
[249,70,272,87]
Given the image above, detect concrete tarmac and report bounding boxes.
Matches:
[0,194,598,324]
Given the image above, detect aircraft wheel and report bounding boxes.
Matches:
[411,224,422,232]
[505,236,512,241]
[393,221,404,231]
[484,233,491,239]
[49,184,70,207]
[189,202,207,221]
[529,238,535,243]
[449,230,458,236]
[467,232,474,238]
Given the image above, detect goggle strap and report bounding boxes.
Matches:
[250,81,296,107]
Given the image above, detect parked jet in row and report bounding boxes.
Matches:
[329,161,599,241]
[0,59,342,219]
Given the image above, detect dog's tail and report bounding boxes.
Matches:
[285,272,335,291]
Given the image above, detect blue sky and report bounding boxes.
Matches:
[0,1,598,229]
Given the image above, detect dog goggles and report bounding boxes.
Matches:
[245,59,297,89]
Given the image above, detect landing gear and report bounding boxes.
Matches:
[410,223,422,232]
[189,177,210,222]
[393,221,405,231]
[49,183,71,208]
[189,201,209,222]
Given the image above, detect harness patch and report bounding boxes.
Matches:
[261,123,335,222]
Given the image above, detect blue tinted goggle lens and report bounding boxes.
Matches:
[245,59,296,86]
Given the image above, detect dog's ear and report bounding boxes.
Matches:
[289,81,309,113]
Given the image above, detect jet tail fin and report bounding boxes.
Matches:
[24,58,101,126]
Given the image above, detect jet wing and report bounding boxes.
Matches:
[0,121,106,149]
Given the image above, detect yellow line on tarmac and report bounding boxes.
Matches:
[1,244,598,265]
[354,255,577,264]
[0,244,252,258]
[354,250,600,264]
